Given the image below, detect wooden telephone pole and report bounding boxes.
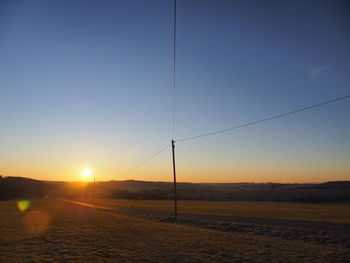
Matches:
[92,177,96,204]
[171,140,177,219]
[171,0,177,219]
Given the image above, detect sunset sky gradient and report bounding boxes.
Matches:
[1,0,349,183]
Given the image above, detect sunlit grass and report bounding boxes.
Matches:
[0,199,348,263]
[91,199,350,224]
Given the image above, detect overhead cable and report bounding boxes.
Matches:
[117,144,171,177]
[172,0,177,138]
[176,95,350,142]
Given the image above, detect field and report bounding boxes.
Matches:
[0,199,349,263]
[89,199,350,224]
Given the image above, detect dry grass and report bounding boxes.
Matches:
[0,200,349,263]
[91,199,350,224]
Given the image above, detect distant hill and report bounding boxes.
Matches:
[1,176,349,203]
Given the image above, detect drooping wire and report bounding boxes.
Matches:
[117,144,171,177]
[172,0,177,139]
[176,95,350,143]
[106,1,177,181]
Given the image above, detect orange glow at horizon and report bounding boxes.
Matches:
[2,160,349,184]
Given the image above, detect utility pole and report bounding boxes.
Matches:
[92,177,95,204]
[171,0,177,219]
[171,140,177,219]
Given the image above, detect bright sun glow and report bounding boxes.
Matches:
[81,169,91,178]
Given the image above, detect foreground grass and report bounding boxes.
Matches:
[90,199,350,224]
[0,200,348,263]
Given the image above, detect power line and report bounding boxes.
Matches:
[106,1,177,182]
[176,94,350,143]
[117,144,171,177]
[172,0,177,138]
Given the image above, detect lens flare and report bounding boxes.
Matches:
[17,200,30,212]
[23,210,50,234]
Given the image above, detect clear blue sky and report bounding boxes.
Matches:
[0,0,349,182]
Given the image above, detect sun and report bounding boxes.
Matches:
[81,169,91,178]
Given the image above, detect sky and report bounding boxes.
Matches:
[0,0,349,183]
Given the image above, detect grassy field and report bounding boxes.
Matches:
[0,199,349,263]
[90,199,350,224]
